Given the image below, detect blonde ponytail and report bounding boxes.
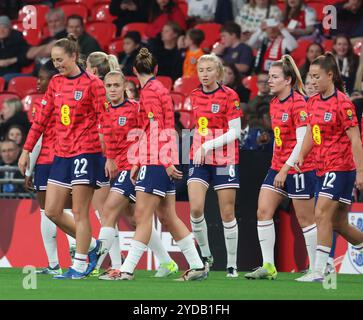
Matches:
[281,54,306,96]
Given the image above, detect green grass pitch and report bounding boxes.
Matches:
[1,268,363,300]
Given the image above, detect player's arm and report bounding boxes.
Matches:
[25,135,42,177]
[346,126,363,190]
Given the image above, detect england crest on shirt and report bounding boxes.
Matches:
[324,112,332,122]
[281,113,289,122]
[74,91,83,101]
[118,116,127,126]
[211,104,220,113]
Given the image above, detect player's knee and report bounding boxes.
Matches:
[221,211,235,222]
[257,206,273,221]
[45,208,61,221]
[190,205,203,218]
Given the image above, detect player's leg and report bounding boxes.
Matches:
[216,188,239,278]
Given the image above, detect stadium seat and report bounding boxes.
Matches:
[21,62,35,75]
[86,22,116,51]
[121,23,149,41]
[308,1,326,22]
[176,0,188,18]
[56,0,110,8]
[242,75,258,99]
[90,3,116,22]
[7,77,38,98]
[0,78,5,92]
[291,39,314,67]
[194,23,221,51]
[354,41,362,56]
[12,21,43,46]
[18,4,50,29]
[22,93,44,121]
[322,38,333,52]
[173,76,200,97]
[0,93,21,111]
[156,76,173,92]
[170,91,186,111]
[57,3,88,24]
[108,38,123,56]
[178,110,193,129]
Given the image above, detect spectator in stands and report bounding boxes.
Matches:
[244,71,273,128]
[212,22,254,75]
[150,21,184,81]
[304,73,317,97]
[178,28,205,78]
[6,124,25,147]
[332,34,359,95]
[186,0,218,25]
[66,15,101,59]
[110,0,149,36]
[248,19,297,73]
[299,42,324,82]
[282,0,317,40]
[125,79,139,100]
[146,0,186,40]
[118,31,142,76]
[0,98,30,142]
[235,0,282,41]
[354,44,363,92]
[27,8,67,62]
[223,62,250,104]
[0,139,25,194]
[0,15,32,81]
[330,0,363,38]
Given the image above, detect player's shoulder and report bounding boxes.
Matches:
[307,92,320,103]
[190,86,203,97]
[292,91,306,102]
[221,85,239,99]
[336,90,352,104]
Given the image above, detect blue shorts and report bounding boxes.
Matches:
[317,170,355,205]
[261,168,317,199]
[34,164,52,191]
[110,170,136,202]
[135,165,175,198]
[187,163,240,190]
[48,153,110,189]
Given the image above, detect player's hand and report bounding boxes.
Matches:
[273,170,287,189]
[24,175,34,192]
[130,165,140,185]
[355,170,363,190]
[193,146,206,166]
[294,154,304,173]
[166,165,183,180]
[18,150,30,176]
[105,158,118,179]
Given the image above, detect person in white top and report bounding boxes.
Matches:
[187,0,218,22]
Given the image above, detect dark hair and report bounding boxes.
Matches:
[300,42,324,81]
[332,34,358,76]
[164,21,183,37]
[257,70,269,77]
[67,14,83,27]
[134,47,157,75]
[53,34,81,61]
[124,31,142,45]
[150,0,175,21]
[282,0,304,25]
[39,59,59,78]
[311,52,346,93]
[187,29,205,47]
[221,21,241,39]
[223,62,242,88]
[271,54,306,96]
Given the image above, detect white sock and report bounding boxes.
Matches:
[223,219,238,269]
[148,226,172,264]
[96,227,117,268]
[40,209,59,268]
[120,239,147,274]
[302,224,317,271]
[327,256,335,266]
[89,238,97,251]
[94,210,101,222]
[257,219,275,265]
[63,209,76,249]
[72,253,88,273]
[176,233,204,269]
[109,228,122,269]
[315,245,331,274]
[190,214,212,257]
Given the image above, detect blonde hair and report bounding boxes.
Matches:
[271,54,306,96]
[354,45,363,91]
[87,51,120,79]
[4,98,23,114]
[104,70,125,83]
[197,54,224,83]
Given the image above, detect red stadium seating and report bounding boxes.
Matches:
[178,110,193,129]
[12,21,43,46]
[0,78,5,92]
[57,3,88,24]
[176,0,188,18]
[18,4,50,29]
[22,93,44,121]
[90,3,116,22]
[86,22,116,51]
[21,62,35,75]
[0,93,21,111]
[354,41,362,56]
[242,75,258,99]
[121,23,149,41]
[56,0,110,8]
[173,76,200,97]
[7,77,38,98]
[322,38,334,52]
[170,91,186,111]
[291,39,314,67]
[156,76,173,92]
[108,38,124,56]
[194,23,221,51]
